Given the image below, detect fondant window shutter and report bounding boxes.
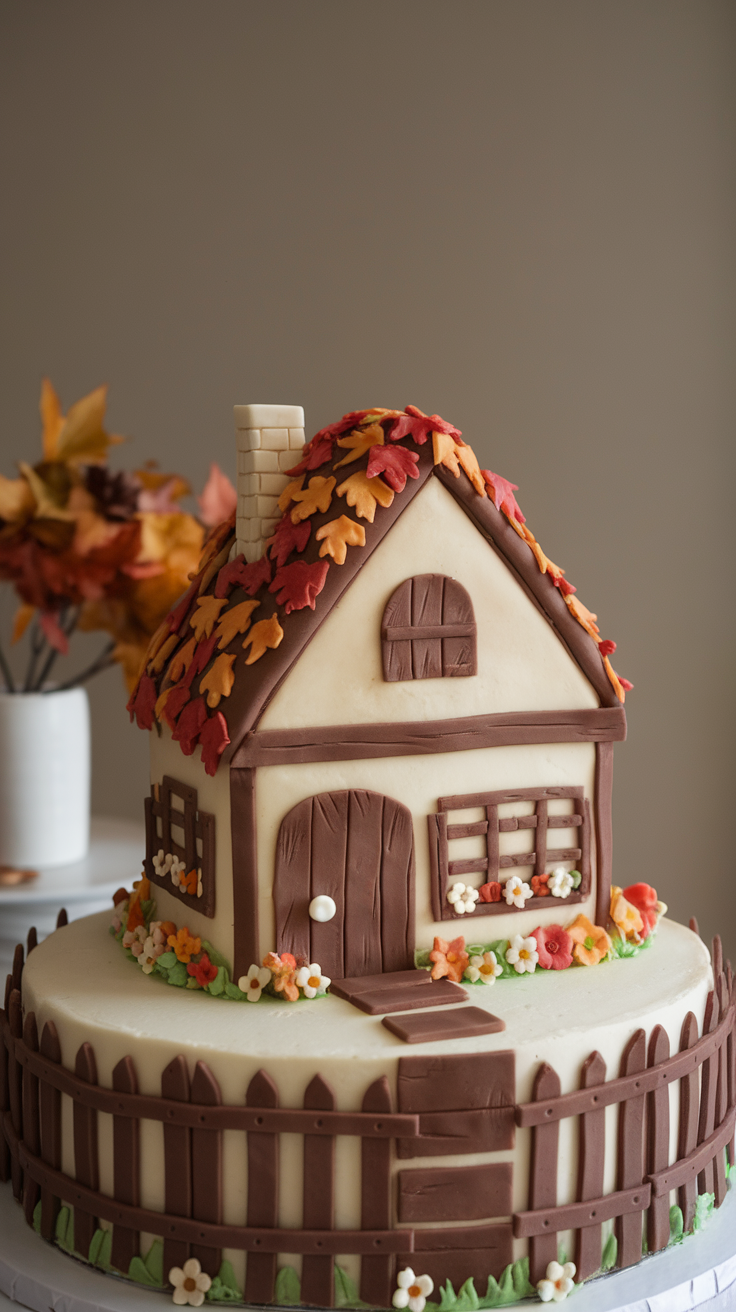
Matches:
[428,786,592,922]
[382,574,477,681]
[145,775,216,917]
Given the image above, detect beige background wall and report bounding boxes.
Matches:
[1,0,734,957]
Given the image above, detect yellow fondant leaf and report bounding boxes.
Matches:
[199,652,236,708]
[602,653,625,703]
[564,592,600,640]
[335,470,394,523]
[215,599,260,648]
[189,594,228,641]
[456,441,486,496]
[155,687,173,721]
[290,475,336,524]
[315,515,366,565]
[333,423,384,469]
[167,636,196,683]
[277,475,305,514]
[432,430,461,476]
[242,613,284,665]
[148,632,179,675]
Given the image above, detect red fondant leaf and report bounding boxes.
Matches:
[619,676,634,692]
[191,632,219,677]
[387,405,462,446]
[172,696,208,754]
[598,639,616,657]
[200,711,230,775]
[39,610,69,655]
[286,435,335,476]
[366,444,420,492]
[197,463,237,528]
[214,553,272,598]
[167,580,199,632]
[162,681,191,728]
[269,559,329,613]
[128,673,157,730]
[554,575,576,596]
[481,469,526,524]
[266,515,312,567]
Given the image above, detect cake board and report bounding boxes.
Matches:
[1,1182,735,1312]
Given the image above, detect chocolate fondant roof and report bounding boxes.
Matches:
[127,407,629,774]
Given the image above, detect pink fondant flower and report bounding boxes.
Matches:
[532,924,573,971]
[622,883,660,939]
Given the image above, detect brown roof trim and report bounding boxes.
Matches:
[432,464,620,708]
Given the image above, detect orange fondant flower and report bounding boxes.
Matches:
[531,874,551,897]
[610,886,643,941]
[160,920,177,939]
[568,914,612,966]
[167,926,202,963]
[263,950,300,1001]
[479,881,502,903]
[429,936,469,984]
[622,883,661,940]
[180,870,197,896]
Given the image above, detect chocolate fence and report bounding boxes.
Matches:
[1,920,734,1307]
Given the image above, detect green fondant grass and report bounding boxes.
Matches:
[273,1266,301,1306]
[207,1259,243,1303]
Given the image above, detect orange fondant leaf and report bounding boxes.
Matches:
[290,475,336,524]
[564,592,600,640]
[456,441,486,496]
[242,613,285,665]
[333,423,385,469]
[147,632,178,676]
[215,599,260,649]
[167,636,197,683]
[11,604,34,644]
[520,524,549,574]
[432,430,461,476]
[189,594,228,641]
[277,475,305,514]
[199,652,236,708]
[336,470,394,522]
[602,653,626,703]
[155,687,173,721]
[315,515,366,565]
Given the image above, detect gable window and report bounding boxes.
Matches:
[382,574,477,681]
[144,775,216,917]
[427,786,591,921]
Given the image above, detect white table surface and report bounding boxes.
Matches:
[0,815,145,976]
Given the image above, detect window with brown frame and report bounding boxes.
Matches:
[144,775,216,918]
[382,574,477,681]
[427,786,591,921]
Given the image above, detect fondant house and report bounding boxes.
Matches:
[129,404,629,984]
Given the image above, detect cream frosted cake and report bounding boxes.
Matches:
[1,403,734,1310]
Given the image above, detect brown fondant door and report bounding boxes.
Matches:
[273,789,415,979]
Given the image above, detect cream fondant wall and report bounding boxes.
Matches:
[259,476,600,731]
[255,741,597,962]
[149,728,235,960]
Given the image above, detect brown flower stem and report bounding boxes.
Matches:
[50,640,116,693]
[32,606,79,691]
[0,637,16,693]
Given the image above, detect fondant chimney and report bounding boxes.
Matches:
[233,404,305,561]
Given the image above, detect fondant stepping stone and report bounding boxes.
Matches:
[382,1006,506,1044]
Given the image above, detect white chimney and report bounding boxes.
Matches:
[233,404,306,562]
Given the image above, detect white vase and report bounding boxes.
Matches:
[0,687,90,868]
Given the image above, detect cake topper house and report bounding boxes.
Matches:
[129,404,630,984]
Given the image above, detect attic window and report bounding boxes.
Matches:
[381,574,477,681]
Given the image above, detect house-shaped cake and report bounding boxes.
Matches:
[129,403,629,985]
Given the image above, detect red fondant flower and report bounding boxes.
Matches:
[622,883,659,939]
[478,881,502,903]
[532,924,573,971]
[531,874,551,897]
[186,952,218,987]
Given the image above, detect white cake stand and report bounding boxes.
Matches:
[0,1181,735,1312]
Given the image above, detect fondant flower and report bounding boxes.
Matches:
[180,870,197,896]
[505,933,538,974]
[548,867,574,899]
[153,850,173,878]
[264,951,300,1001]
[478,881,502,902]
[140,935,166,974]
[531,874,550,897]
[238,963,271,1002]
[111,899,129,933]
[186,952,218,988]
[429,935,469,983]
[167,927,202,963]
[447,881,480,914]
[196,872,203,898]
[567,914,612,966]
[169,1257,212,1307]
[392,1268,434,1312]
[610,886,643,941]
[504,874,532,908]
[532,924,573,971]
[537,1260,576,1302]
[623,883,661,939]
[465,951,503,984]
[295,963,331,998]
[169,857,186,888]
[148,920,168,947]
[123,924,147,956]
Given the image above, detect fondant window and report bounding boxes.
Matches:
[144,775,216,918]
[427,786,591,920]
[382,574,477,682]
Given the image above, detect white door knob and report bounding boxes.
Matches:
[309,895,336,922]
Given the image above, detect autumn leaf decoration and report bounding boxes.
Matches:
[336,470,394,522]
[333,423,385,469]
[200,653,236,708]
[242,613,284,665]
[215,599,260,648]
[289,475,336,523]
[316,515,366,565]
[189,595,228,641]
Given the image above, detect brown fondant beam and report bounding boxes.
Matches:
[513,1183,652,1238]
[594,741,614,927]
[231,706,626,767]
[230,766,259,983]
[383,623,476,642]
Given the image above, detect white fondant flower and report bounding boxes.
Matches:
[295,963,331,998]
[504,874,532,908]
[111,900,128,933]
[169,1257,212,1306]
[548,867,574,899]
[123,925,147,956]
[392,1268,434,1312]
[505,934,538,974]
[153,850,173,878]
[537,1260,576,1302]
[465,951,503,985]
[197,872,203,898]
[148,921,167,947]
[238,964,271,1002]
[140,936,165,974]
[447,881,480,914]
[169,857,186,888]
